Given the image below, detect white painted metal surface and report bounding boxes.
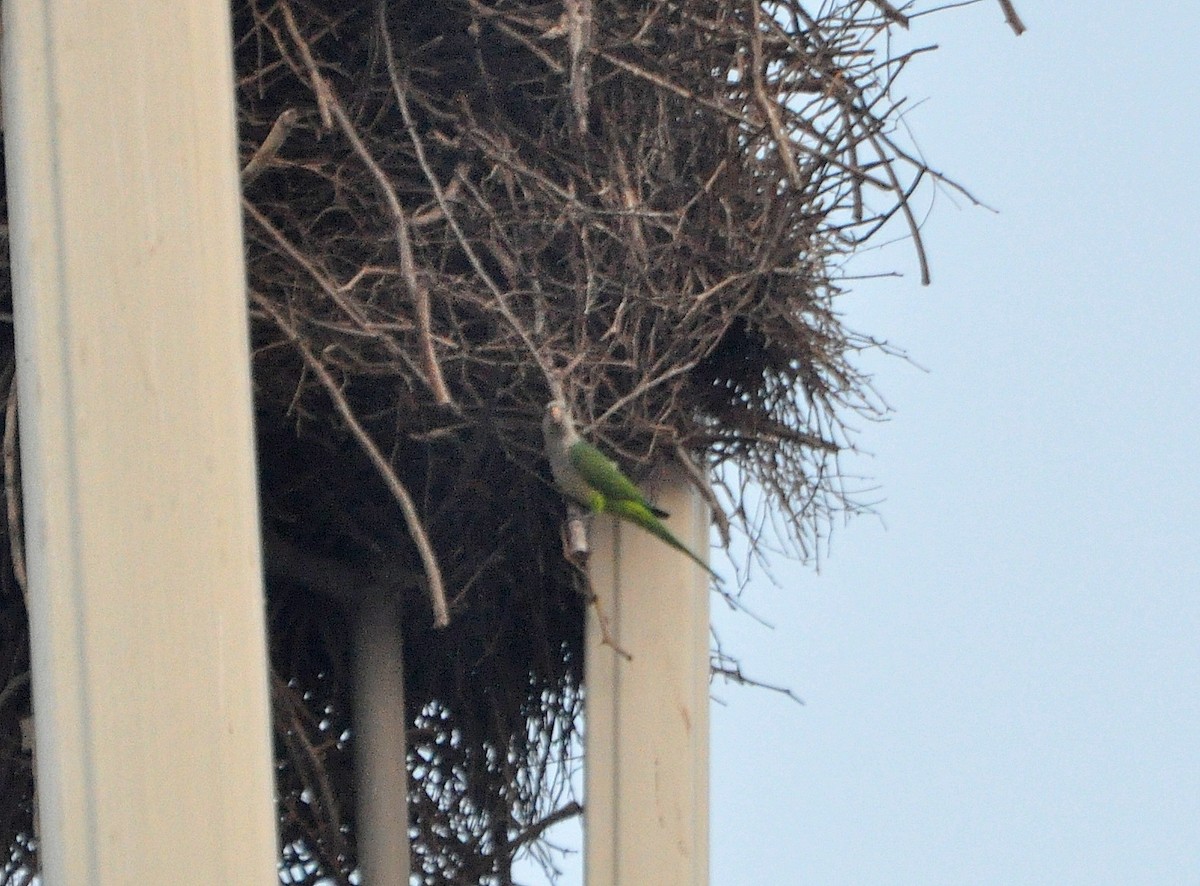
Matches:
[3,1,278,882]
[354,592,413,886]
[585,468,710,885]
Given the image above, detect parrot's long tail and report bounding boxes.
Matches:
[609,499,721,581]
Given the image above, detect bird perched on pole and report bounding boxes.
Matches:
[542,400,719,580]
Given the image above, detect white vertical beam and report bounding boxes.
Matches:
[3,1,278,883]
[585,467,710,886]
[353,592,412,886]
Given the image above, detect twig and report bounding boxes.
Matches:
[283,1,453,407]
[378,2,558,394]
[508,801,583,852]
[673,443,730,548]
[862,128,932,284]
[711,647,804,705]
[0,671,30,715]
[555,510,625,655]
[242,198,432,383]
[585,582,632,661]
[328,96,454,407]
[4,372,26,600]
[751,3,807,197]
[252,290,451,628]
[564,0,592,135]
[868,0,910,28]
[589,359,699,431]
[278,1,332,129]
[272,670,353,871]
[241,107,300,185]
[997,0,1026,35]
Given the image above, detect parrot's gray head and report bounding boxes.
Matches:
[542,400,574,443]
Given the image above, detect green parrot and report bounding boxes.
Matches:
[542,400,718,579]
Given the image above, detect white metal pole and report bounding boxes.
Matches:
[354,590,413,886]
[585,467,710,885]
[2,1,279,882]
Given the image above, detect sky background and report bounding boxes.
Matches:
[521,2,1200,883]
[711,3,1200,884]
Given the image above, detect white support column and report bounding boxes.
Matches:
[585,467,710,886]
[3,2,278,883]
[353,592,412,886]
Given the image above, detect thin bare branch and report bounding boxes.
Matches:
[379,2,558,393]
[868,0,910,28]
[4,372,25,600]
[241,107,300,185]
[997,0,1026,35]
[252,289,450,628]
[283,0,453,407]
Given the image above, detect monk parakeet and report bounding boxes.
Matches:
[542,400,718,579]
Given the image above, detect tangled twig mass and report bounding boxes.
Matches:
[0,1,1018,881]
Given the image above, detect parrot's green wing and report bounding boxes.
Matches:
[568,439,666,516]
[551,421,717,581]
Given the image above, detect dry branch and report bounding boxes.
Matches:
[2,374,24,601]
[998,0,1027,35]
[0,0,1025,880]
[241,107,300,185]
[251,289,451,629]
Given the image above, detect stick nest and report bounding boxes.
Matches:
[0,0,991,881]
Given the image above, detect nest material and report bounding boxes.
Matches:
[0,0,1014,882]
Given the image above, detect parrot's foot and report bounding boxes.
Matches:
[565,515,590,559]
[559,510,591,571]
[563,504,591,559]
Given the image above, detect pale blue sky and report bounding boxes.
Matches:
[712,3,1200,884]
[519,3,1200,884]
